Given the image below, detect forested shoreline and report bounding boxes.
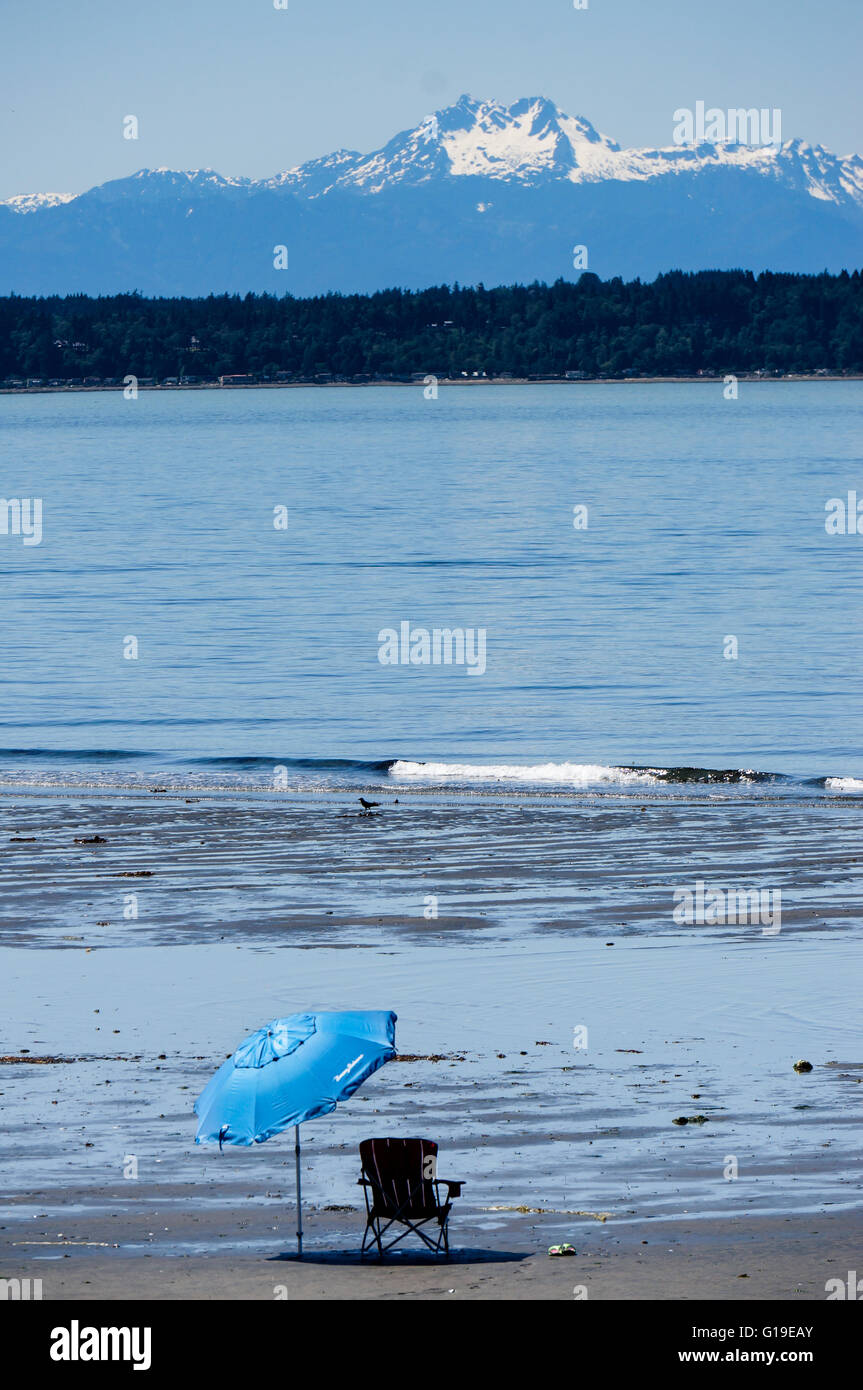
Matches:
[1,269,862,385]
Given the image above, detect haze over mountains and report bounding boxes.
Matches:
[2,96,862,296]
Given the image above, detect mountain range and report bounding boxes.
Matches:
[2,95,862,296]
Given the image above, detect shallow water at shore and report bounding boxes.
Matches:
[1,789,861,946]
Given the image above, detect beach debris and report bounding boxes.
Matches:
[616,1049,642,1053]
[10,1245,114,1256]
[793,1060,813,1072]
[394,1053,464,1062]
[548,1243,576,1257]
[2,1053,137,1065]
[117,871,153,877]
[74,835,107,844]
[0,1055,76,1065]
[484,1206,610,1221]
[672,1115,709,1125]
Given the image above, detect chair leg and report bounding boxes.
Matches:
[361,1206,455,1261]
[360,1216,380,1260]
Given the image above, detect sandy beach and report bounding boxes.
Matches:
[3,1202,860,1301]
[1,789,860,1300]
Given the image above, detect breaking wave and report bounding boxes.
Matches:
[387,760,780,787]
[823,776,863,793]
[0,749,860,797]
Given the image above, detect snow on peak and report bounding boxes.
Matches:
[266,148,364,194]
[1,191,76,214]
[129,167,250,188]
[437,95,621,182]
[283,96,624,194]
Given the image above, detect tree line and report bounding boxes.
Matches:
[1,269,862,382]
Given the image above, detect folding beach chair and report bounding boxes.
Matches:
[358,1137,463,1259]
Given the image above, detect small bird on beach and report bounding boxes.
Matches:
[358,797,379,810]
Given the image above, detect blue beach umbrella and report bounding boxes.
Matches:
[194,1009,397,1257]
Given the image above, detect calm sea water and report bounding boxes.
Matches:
[2,382,863,795]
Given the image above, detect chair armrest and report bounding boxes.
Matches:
[437,1179,464,1198]
[357,1178,373,1186]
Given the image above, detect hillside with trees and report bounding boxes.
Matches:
[1,270,862,385]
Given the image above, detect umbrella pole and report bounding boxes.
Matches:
[295,1124,303,1259]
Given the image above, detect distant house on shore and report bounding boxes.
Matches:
[219,373,255,386]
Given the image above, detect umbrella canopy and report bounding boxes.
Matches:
[194,1009,397,1258]
[194,1009,397,1146]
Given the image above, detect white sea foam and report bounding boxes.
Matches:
[388,760,660,786]
[825,776,863,792]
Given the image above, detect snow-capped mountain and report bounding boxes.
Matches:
[269,96,626,192]
[1,96,861,295]
[266,95,863,206]
[0,191,77,214]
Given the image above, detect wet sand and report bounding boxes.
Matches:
[1,787,861,948]
[0,790,861,1299]
[3,1200,860,1301]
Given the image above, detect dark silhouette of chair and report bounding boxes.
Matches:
[358,1138,463,1259]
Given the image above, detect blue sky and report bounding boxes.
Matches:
[2,0,861,198]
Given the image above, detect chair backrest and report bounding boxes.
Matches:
[360,1138,438,1216]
